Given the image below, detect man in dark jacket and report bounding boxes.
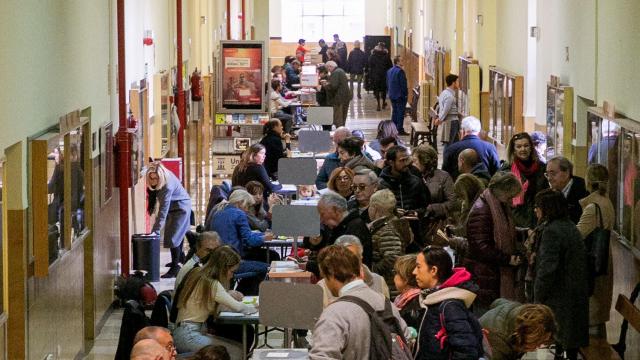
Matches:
[546,156,589,224]
[318,39,329,63]
[305,192,372,277]
[321,61,351,128]
[315,127,351,189]
[347,40,367,99]
[442,116,500,179]
[386,56,409,135]
[458,148,491,186]
[378,145,430,212]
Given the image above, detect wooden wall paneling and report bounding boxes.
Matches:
[63,134,72,250]
[30,139,50,277]
[7,209,26,360]
[81,119,95,348]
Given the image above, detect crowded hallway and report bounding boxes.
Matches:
[1,1,640,360]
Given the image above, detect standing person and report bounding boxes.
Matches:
[531,189,589,360]
[318,39,329,63]
[458,149,492,186]
[576,164,615,338]
[449,174,486,238]
[378,145,430,212]
[146,163,192,279]
[315,65,329,107]
[231,144,282,198]
[346,40,367,99]
[434,74,461,149]
[501,133,548,229]
[295,38,309,62]
[260,118,291,179]
[412,143,457,220]
[442,116,500,179]
[386,56,409,135]
[530,131,548,164]
[545,156,589,224]
[413,246,485,360]
[368,42,392,111]
[393,254,424,329]
[268,79,293,135]
[348,169,378,222]
[320,61,351,128]
[173,246,257,357]
[465,172,524,313]
[331,34,348,69]
[337,137,376,171]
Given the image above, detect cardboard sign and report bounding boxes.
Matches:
[277,158,318,185]
[212,155,241,176]
[306,107,334,125]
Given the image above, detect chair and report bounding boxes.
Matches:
[410,98,438,150]
[258,281,323,348]
[404,85,421,122]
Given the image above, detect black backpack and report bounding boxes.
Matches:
[338,296,413,360]
[114,300,150,360]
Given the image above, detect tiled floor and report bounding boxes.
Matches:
[85,93,557,359]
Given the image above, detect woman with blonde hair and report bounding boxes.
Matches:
[173,246,256,356]
[392,254,423,329]
[480,299,556,359]
[146,162,192,278]
[327,166,355,199]
[576,163,615,338]
[448,173,485,237]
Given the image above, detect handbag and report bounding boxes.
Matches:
[584,203,610,278]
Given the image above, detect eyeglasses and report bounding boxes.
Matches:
[543,171,560,179]
[350,183,369,192]
[338,175,351,181]
[165,342,176,354]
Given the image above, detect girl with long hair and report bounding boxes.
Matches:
[231,143,282,198]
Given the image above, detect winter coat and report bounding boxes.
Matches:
[398,293,424,330]
[576,192,615,326]
[368,49,392,92]
[315,152,341,190]
[317,265,390,307]
[344,154,377,172]
[304,210,372,277]
[378,167,431,211]
[387,65,408,101]
[347,48,367,75]
[369,215,411,296]
[232,163,282,197]
[260,131,288,179]
[464,193,516,310]
[565,176,590,224]
[323,68,351,106]
[501,160,548,229]
[442,135,501,180]
[285,65,300,87]
[207,204,265,258]
[470,163,491,187]
[309,280,408,360]
[415,268,484,360]
[424,169,457,219]
[534,218,589,349]
[479,299,526,360]
[151,169,192,248]
[319,44,329,63]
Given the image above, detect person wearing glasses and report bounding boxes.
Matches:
[545,156,589,224]
[347,169,378,223]
[413,246,485,359]
[133,326,177,360]
[501,132,549,229]
[465,172,524,314]
[368,189,412,296]
[529,189,589,360]
[327,167,355,200]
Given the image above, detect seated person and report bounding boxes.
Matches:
[260,118,291,179]
[317,235,389,307]
[297,185,317,199]
[133,326,176,360]
[175,231,222,290]
[173,246,257,356]
[351,129,382,162]
[244,181,283,232]
[269,80,294,134]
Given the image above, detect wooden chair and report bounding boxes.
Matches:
[410,98,439,151]
[405,85,421,122]
[580,281,640,359]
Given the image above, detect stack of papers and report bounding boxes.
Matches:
[271,260,301,272]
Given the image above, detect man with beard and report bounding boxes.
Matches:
[378,145,430,213]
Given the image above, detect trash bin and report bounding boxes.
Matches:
[132,233,161,282]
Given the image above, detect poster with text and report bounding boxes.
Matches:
[221,41,264,112]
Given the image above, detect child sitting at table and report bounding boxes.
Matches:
[297,184,316,199]
[173,245,257,357]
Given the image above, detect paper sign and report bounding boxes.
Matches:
[266,353,290,358]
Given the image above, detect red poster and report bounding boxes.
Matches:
[221,42,264,111]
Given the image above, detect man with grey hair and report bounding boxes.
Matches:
[316,126,352,189]
[133,326,176,360]
[320,61,351,128]
[130,339,171,360]
[442,116,500,179]
[305,191,372,277]
[348,169,378,223]
[546,156,588,223]
[317,235,389,307]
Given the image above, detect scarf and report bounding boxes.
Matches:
[393,288,421,309]
[511,159,539,207]
[483,189,517,299]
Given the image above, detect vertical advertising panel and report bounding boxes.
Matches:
[220,41,265,112]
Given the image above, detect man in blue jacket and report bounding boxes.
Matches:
[442,116,500,180]
[386,56,409,135]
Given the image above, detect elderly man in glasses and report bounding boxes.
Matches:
[347,169,379,223]
[545,156,589,224]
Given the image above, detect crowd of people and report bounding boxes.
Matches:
[131,36,612,360]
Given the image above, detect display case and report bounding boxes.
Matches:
[160,71,171,157]
[488,67,524,154]
[545,81,574,159]
[458,57,481,119]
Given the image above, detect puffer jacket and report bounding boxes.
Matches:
[369,216,412,296]
[479,299,525,360]
[424,169,457,219]
[415,268,484,360]
[378,166,431,211]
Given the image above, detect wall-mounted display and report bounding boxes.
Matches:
[458,57,480,119]
[233,138,251,152]
[488,67,524,149]
[219,41,265,113]
[545,81,573,159]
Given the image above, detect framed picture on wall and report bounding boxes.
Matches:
[100,122,114,207]
[233,137,251,152]
[219,40,266,113]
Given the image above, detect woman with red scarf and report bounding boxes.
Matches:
[501,132,549,229]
